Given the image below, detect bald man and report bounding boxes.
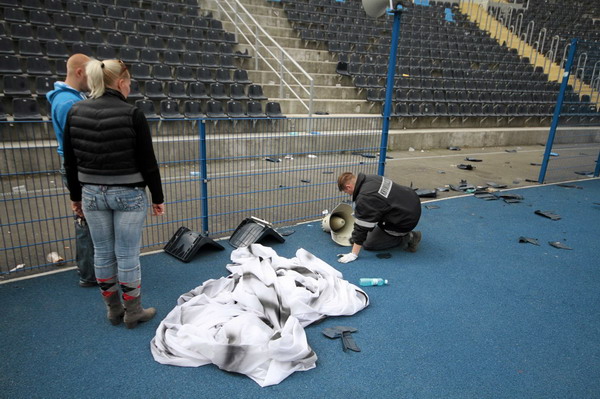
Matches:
[47,54,96,287]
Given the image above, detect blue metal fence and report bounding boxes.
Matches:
[539,39,600,183]
[0,116,382,278]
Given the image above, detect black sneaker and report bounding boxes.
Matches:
[79,280,98,288]
[406,231,422,253]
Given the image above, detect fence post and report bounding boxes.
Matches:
[538,38,578,183]
[199,120,210,235]
[378,5,402,176]
[594,150,600,177]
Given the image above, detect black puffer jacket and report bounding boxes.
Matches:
[63,89,163,204]
[351,173,421,245]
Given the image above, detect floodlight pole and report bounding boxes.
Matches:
[378,5,403,176]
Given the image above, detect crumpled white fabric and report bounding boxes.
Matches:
[151,244,369,387]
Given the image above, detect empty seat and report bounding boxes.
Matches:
[229,83,248,100]
[128,35,146,49]
[46,41,69,58]
[17,39,43,56]
[167,81,188,99]
[196,67,215,83]
[226,100,246,118]
[107,32,126,47]
[209,83,229,101]
[140,49,160,64]
[96,45,116,60]
[37,26,59,42]
[26,57,52,75]
[13,98,43,120]
[131,63,152,80]
[3,75,31,96]
[120,48,139,63]
[60,28,82,44]
[160,100,183,119]
[175,66,195,82]
[233,69,252,84]
[164,51,181,66]
[246,101,266,118]
[71,42,93,56]
[201,53,219,68]
[215,68,233,84]
[29,8,52,25]
[152,65,172,80]
[265,102,285,118]
[188,82,209,100]
[11,24,34,40]
[128,79,144,100]
[183,53,201,67]
[206,100,227,118]
[144,81,167,99]
[135,99,159,119]
[183,100,205,119]
[248,85,267,101]
[34,76,54,96]
[98,18,117,33]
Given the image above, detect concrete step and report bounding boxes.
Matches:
[272,98,381,115]
[261,83,364,101]
[246,69,350,87]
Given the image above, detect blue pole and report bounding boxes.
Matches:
[378,5,403,176]
[538,38,578,183]
[199,120,210,235]
[594,149,600,177]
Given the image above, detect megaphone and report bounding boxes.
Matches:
[362,0,409,18]
[322,203,355,247]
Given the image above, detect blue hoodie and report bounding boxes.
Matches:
[46,82,87,157]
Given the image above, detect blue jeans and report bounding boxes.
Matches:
[81,185,148,284]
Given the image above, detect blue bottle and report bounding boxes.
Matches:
[359,278,388,286]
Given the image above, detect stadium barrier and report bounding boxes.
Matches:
[0,116,383,278]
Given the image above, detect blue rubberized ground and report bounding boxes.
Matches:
[1,179,599,398]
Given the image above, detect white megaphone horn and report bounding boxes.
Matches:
[362,0,410,18]
[322,203,355,247]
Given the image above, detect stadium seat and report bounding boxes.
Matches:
[188,82,210,100]
[230,83,249,101]
[34,76,54,96]
[215,69,233,84]
[167,81,188,99]
[248,85,267,101]
[3,76,31,96]
[233,69,252,85]
[26,57,52,75]
[265,102,285,118]
[206,100,227,118]
[226,100,246,118]
[128,79,144,100]
[160,100,183,119]
[144,81,167,100]
[134,99,159,119]
[246,101,267,118]
[96,45,117,60]
[183,101,205,119]
[209,83,230,101]
[13,98,43,120]
[196,68,215,84]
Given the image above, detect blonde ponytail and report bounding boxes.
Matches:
[86,59,130,99]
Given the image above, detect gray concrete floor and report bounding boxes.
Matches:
[383,144,550,199]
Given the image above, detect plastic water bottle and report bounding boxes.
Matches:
[359,278,388,286]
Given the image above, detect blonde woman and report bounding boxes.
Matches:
[63,59,165,329]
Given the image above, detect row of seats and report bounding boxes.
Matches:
[365,88,579,105]
[391,101,599,120]
[4,23,236,44]
[0,75,265,102]
[4,0,199,12]
[0,97,285,120]
[0,39,244,61]
[1,2,201,22]
[0,55,243,77]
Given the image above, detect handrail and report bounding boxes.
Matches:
[212,0,315,116]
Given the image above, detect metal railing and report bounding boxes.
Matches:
[211,0,315,116]
[0,116,382,278]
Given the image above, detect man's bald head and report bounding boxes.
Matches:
[65,53,90,92]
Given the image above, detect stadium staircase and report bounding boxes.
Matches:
[203,0,369,115]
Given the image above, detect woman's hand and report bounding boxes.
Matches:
[152,203,165,216]
[71,201,84,218]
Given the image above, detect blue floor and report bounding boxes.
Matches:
[1,179,599,398]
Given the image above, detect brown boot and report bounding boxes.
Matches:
[123,296,156,329]
[406,231,422,253]
[102,293,125,326]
